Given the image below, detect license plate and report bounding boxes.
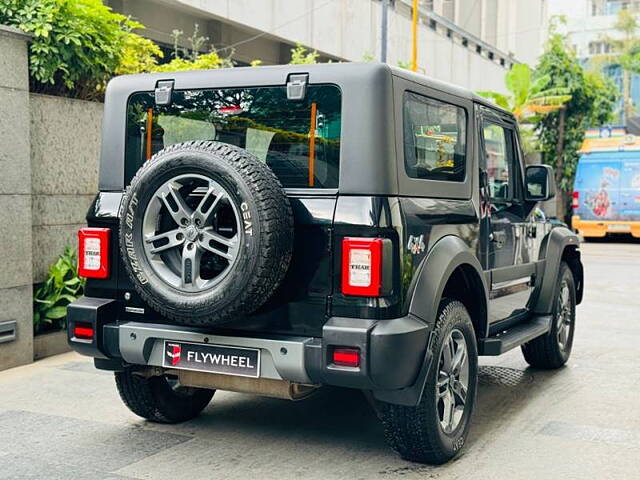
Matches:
[163,341,260,378]
[608,224,630,231]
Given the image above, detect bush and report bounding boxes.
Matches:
[33,247,85,334]
[289,43,319,64]
[0,0,159,99]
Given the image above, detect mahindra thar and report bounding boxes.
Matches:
[67,63,583,464]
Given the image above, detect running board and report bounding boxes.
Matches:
[478,315,552,356]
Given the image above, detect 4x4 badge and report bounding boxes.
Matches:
[408,234,425,255]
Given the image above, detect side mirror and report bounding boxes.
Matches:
[525,164,556,202]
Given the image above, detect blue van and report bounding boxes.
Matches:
[572,149,640,238]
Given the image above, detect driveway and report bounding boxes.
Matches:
[1,240,639,479]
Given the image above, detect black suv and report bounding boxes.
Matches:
[68,63,583,464]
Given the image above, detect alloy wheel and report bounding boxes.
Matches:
[436,328,469,434]
[556,279,573,351]
[141,174,241,292]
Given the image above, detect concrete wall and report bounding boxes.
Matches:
[0,25,33,371]
[0,27,102,371]
[30,95,102,282]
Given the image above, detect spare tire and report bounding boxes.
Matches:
[119,141,293,327]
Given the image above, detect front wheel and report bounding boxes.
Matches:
[379,299,478,464]
[115,368,214,423]
[521,261,576,369]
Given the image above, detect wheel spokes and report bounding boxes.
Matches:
[157,181,193,227]
[198,230,238,260]
[193,185,227,226]
[181,243,201,289]
[441,389,455,432]
[452,379,467,405]
[142,174,242,293]
[436,328,470,434]
[145,229,185,254]
[451,341,467,374]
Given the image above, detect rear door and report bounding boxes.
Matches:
[122,82,342,336]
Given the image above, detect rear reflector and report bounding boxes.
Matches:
[78,228,110,279]
[73,323,94,340]
[332,348,360,367]
[572,191,579,210]
[341,237,383,296]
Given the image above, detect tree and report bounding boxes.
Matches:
[477,64,571,123]
[476,63,571,155]
[535,33,618,221]
[0,0,156,99]
[596,8,640,122]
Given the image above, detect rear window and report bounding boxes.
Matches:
[125,85,341,188]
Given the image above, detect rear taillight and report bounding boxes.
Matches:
[341,237,383,297]
[332,347,360,367]
[572,191,579,210]
[73,323,94,340]
[78,228,110,279]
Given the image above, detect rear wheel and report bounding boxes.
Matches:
[522,261,576,369]
[379,299,478,464]
[115,368,214,423]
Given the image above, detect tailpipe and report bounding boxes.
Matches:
[167,369,319,400]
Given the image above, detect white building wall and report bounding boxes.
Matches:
[111,0,546,93]
[165,0,519,91]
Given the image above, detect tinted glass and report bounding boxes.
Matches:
[482,122,517,201]
[403,91,467,182]
[125,85,341,188]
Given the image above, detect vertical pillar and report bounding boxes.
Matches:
[0,25,33,371]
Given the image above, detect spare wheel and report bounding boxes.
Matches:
[119,140,294,327]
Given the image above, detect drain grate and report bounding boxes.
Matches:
[478,366,533,387]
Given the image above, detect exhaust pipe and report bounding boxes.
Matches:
[167,369,319,400]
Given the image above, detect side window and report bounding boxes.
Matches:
[403,91,467,182]
[482,122,517,201]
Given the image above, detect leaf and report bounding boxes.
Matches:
[476,91,510,110]
[505,63,532,109]
[45,306,68,320]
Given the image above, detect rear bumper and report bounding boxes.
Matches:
[572,216,640,238]
[67,296,431,393]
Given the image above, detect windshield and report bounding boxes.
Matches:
[125,84,342,188]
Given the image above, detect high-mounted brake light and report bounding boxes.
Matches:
[341,237,383,297]
[332,347,360,368]
[73,323,94,340]
[78,228,111,279]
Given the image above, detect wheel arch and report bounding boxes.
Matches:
[408,235,488,340]
[534,227,583,314]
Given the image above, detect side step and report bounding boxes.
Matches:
[478,315,553,356]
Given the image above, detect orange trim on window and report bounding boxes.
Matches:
[308,102,317,187]
[145,108,153,160]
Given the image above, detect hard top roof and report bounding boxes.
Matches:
[107,61,508,115]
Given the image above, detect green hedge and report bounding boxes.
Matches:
[0,0,158,100]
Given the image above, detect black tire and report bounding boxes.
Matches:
[119,141,293,327]
[522,262,576,369]
[379,299,478,464]
[115,368,214,423]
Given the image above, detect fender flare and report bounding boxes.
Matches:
[374,236,488,406]
[533,227,582,314]
[408,235,488,333]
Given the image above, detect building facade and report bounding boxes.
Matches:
[105,0,547,93]
[550,0,640,124]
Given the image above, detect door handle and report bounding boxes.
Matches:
[490,230,506,247]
